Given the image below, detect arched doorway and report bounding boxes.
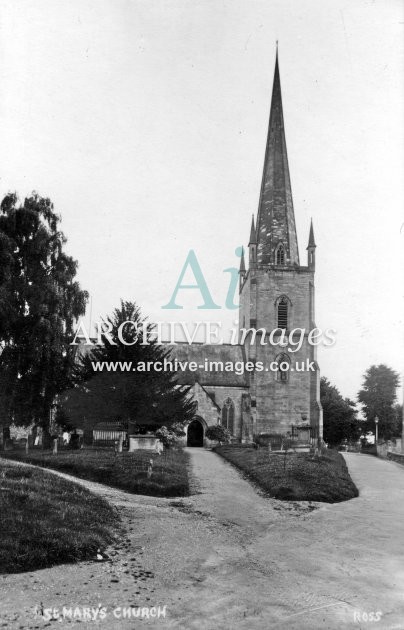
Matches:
[187,418,204,447]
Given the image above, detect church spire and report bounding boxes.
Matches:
[256,48,300,266]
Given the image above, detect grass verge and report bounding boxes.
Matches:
[2,447,190,497]
[215,446,358,502]
[0,460,119,574]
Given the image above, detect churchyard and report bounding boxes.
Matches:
[1,446,190,498]
[215,445,358,502]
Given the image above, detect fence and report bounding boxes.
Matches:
[93,429,127,447]
[256,430,317,452]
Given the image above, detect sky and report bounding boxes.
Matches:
[0,0,403,403]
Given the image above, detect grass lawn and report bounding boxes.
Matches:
[0,460,119,574]
[215,446,358,502]
[2,447,190,497]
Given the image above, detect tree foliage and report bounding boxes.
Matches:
[0,193,88,428]
[320,377,361,446]
[59,301,196,430]
[358,364,401,440]
[393,404,403,438]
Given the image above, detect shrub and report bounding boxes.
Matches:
[155,426,182,449]
[205,425,231,444]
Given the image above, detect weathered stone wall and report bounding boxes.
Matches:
[387,452,404,465]
[377,440,402,458]
[207,385,250,440]
[239,265,322,437]
[188,382,220,428]
[185,382,250,440]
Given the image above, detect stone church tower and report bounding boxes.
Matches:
[238,51,323,439]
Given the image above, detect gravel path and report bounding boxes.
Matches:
[1,450,404,629]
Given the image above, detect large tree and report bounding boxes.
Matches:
[358,364,401,440]
[320,377,362,446]
[59,301,196,431]
[0,193,88,431]
[393,404,403,437]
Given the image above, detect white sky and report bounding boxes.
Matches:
[0,0,403,402]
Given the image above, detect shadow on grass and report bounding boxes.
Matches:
[0,461,120,574]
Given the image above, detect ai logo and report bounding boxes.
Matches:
[161,248,244,310]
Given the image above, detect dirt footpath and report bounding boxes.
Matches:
[1,451,404,629]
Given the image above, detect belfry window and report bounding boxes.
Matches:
[222,398,235,435]
[277,297,288,329]
[276,245,285,265]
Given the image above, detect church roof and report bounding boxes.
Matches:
[256,49,300,266]
[170,343,249,387]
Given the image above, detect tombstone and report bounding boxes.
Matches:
[52,438,58,455]
[128,434,161,452]
[70,433,81,449]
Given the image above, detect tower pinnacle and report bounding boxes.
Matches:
[307,218,316,248]
[249,214,257,244]
[239,246,246,273]
[307,218,316,269]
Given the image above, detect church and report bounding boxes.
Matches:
[172,51,323,447]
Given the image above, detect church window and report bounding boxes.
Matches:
[277,297,288,329]
[276,244,285,265]
[222,397,235,434]
[276,353,290,382]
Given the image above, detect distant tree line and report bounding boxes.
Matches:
[321,365,401,446]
